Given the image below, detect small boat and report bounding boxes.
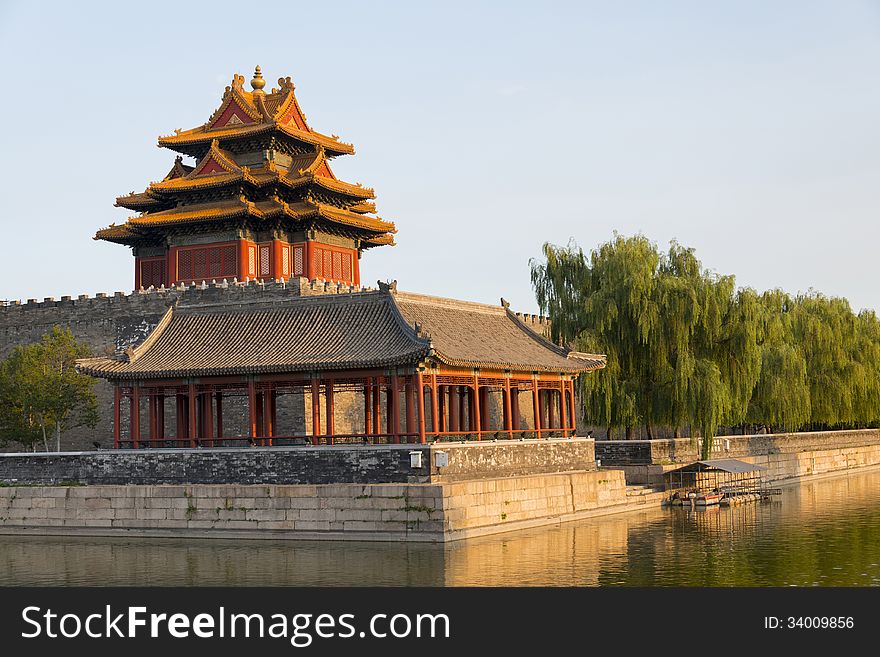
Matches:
[693,492,724,506]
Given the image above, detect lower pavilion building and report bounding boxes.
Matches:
[77,281,604,446]
[78,67,605,446]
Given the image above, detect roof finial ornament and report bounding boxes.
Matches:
[377,279,398,294]
[251,65,266,93]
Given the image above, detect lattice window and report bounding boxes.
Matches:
[193,249,207,280]
[281,246,290,276]
[259,245,271,277]
[323,251,333,280]
[341,253,352,282]
[313,247,324,278]
[248,246,256,276]
[140,259,166,288]
[178,250,193,281]
[292,246,304,276]
[221,246,236,276]
[332,252,343,280]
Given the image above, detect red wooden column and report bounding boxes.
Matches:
[363,378,372,437]
[203,391,214,447]
[156,393,165,442]
[263,384,274,446]
[113,385,121,449]
[238,240,251,282]
[271,239,284,280]
[248,379,258,444]
[390,373,401,443]
[430,374,439,436]
[372,377,381,436]
[472,375,482,440]
[559,380,569,438]
[187,383,197,448]
[458,386,467,432]
[214,392,223,443]
[269,388,277,444]
[416,371,427,444]
[130,384,141,449]
[503,377,513,438]
[306,242,315,279]
[148,391,157,448]
[532,378,542,438]
[449,385,459,433]
[255,391,265,446]
[569,380,577,435]
[405,376,417,443]
[311,378,321,444]
[438,385,447,432]
[325,379,335,445]
[176,393,187,447]
[511,382,521,432]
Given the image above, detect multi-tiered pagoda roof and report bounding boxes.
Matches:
[96,67,395,252]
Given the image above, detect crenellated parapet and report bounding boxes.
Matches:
[513,311,553,339]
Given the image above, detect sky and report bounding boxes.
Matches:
[0,1,878,314]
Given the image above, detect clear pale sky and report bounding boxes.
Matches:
[0,1,877,314]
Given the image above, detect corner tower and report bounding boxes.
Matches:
[96,66,396,289]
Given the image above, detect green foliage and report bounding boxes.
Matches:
[531,235,880,453]
[0,327,98,451]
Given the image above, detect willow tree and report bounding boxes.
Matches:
[744,290,811,432]
[532,235,761,456]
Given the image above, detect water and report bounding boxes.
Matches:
[2,468,880,586]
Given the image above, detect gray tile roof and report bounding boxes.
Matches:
[77,288,606,380]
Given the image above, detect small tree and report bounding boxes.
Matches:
[0,327,98,451]
[0,348,43,450]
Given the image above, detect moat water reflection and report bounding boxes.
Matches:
[2,468,880,586]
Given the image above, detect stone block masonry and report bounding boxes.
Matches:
[0,439,596,486]
[0,469,628,543]
[594,429,880,486]
[0,439,617,542]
